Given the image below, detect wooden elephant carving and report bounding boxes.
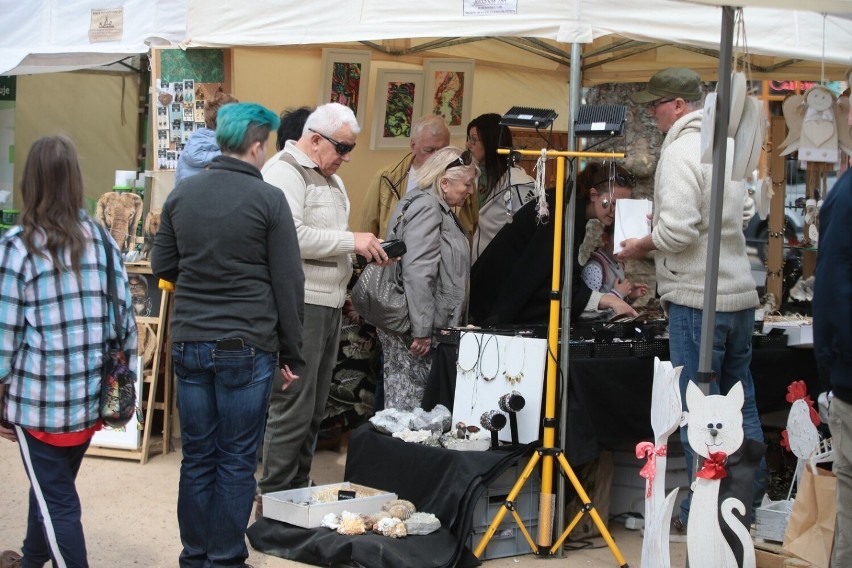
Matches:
[96,192,143,254]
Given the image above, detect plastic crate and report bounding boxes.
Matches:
[630,339,670,359]
[592,341,632,358]
[467,522,537,560]
[568,341,594,358]
[752,333,789,349]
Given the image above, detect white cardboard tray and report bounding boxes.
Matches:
[262,482,397,528]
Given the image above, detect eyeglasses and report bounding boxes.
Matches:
[444,150,473,173]
[309,128,356,155]
[647,98,675,111]
[466,135,480,145]
[591,172,636,190]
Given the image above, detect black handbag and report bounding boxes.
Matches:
[96,223,137,428]
[350,194,424,335]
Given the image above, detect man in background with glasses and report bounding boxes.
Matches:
[620,67,765,536]
[257,103,389,517]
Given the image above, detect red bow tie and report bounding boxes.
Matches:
[696,451,728,480]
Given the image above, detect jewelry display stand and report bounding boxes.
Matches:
[472,150,627,566]
[87,262,173,464]
[451,332,545,445]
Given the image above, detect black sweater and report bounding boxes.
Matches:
[152,155,305,370]
[814,169,852,403]
[468,188,593,326]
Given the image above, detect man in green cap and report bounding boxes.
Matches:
[618,67,766,534]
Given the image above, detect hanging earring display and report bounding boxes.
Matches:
[479,334,500,382]
[456,332,481,378]
[502,335,526,385]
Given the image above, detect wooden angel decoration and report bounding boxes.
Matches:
[637,357,683,568]
[779,85,852,163]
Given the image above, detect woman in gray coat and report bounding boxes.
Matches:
[379,146,477,411]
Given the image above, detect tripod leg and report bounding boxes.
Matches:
[473,451,542,558]
[551,451,629,567]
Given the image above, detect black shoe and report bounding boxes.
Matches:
[670,517,687,542]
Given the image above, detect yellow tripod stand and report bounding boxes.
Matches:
[473,151,628,566]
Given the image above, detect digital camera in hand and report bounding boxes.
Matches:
[356,239,407,268]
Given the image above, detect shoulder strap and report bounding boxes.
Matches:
[95,222,123,344]
[392,192,427,235]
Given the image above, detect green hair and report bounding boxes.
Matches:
[216,103,280,154]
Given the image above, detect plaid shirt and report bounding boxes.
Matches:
[0,215,137,433]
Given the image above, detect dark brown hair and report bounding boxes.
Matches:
[467,113,513,196]
[19,135,87,274]
[576,161,636,201]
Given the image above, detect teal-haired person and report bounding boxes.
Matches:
[152,103,305,568]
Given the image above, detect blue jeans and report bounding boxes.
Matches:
[668,304,767,524]
[172,341,275,568]
[14,427,90,568]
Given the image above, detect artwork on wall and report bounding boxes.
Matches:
[370,69,424,150]
[320,48,371,126]
[421,58,474,138]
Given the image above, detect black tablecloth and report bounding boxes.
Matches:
[422,343,818,467]
[247,425,534,568]
[565,347,819,465]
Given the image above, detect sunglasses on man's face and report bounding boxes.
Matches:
[309,128,356,156]
[444,150,473,173]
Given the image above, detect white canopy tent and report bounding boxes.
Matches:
[0,0,186,76]
[2,1,851,77]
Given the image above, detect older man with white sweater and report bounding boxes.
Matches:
[256,103,388,515]
[618,68,765,533]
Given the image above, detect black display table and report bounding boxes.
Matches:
[564,347,819,464]
[423,342,818,466]
[248,425,533,568]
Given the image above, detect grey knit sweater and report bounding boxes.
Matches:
[651,110,759,313]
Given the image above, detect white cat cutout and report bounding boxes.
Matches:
[685,381,755,568]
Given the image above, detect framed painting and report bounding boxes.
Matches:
[320,48,371,126]
[421,58,474,138]
[370,69,424,150]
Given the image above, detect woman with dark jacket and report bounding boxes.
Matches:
[378,146,478,411]
[469,161,638,326]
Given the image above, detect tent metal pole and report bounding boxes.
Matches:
[686,7,735,567]
[698,6,734,381]
[555,41,583,554]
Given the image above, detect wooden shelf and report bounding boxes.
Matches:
[87,271,172,465]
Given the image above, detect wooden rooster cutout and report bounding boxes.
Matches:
[781,380,822,497]
[779,85,852,163]
[637,358,683,568]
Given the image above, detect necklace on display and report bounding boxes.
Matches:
[456,332,481,378]
[502,335,526,385]
[479,334,500,382]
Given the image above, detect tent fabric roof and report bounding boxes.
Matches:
[2,0,851,76]
[0,0,186,75]
[183,0,852,65]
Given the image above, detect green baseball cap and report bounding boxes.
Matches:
[630,67,702,104]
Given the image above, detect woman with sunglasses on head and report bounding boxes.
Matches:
[466,113,536,262]
[469,160,639,326]
[377,147,477,411]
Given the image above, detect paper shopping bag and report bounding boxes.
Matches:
[782,465,836,568]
